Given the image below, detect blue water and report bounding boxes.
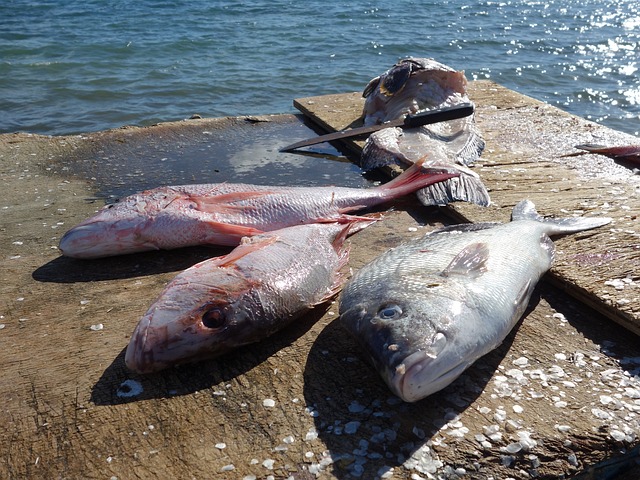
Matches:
[1,0,639,137]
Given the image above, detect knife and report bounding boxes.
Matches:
[280,102,475,152]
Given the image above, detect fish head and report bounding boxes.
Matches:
[124,268,259,374]
[58,191,177,258]
[363,57,470,125]
[340,286,481,403]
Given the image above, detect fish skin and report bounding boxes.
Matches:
[361,57,488,207]
[125,220,372,374]
[58,157,457,259]
[339,200,611,402]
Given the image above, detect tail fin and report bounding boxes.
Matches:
[332,217,377,252]
[323,218,377,304]
[455,126,486,166]
[511,200,612,235]
[378,156,459,199]
[415,166,490,207]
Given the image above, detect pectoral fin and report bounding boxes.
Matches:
[441,242,490,278]
[204,220,264,241]
[211,235,279,267]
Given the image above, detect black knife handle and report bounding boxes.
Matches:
[402,103,475,128]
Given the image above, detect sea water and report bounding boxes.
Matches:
[1,0,638,137]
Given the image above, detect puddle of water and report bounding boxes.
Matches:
[63,115,380,202]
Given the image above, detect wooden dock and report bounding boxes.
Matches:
[1,81,639,479]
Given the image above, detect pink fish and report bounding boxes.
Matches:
[59,157,456,258]
[574,143,640,164]
[125,220,371,373]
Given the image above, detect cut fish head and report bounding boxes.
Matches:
[340,289,480,403]
[363,57,469,125]
[125,267,259,373]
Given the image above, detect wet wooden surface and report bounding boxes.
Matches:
[1,83,639,480]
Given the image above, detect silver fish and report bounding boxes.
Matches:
[59,157,456,259]
[125,220,371,373]
[361,57,488,207]
[339,200,611,402]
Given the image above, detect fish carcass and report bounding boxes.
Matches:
[339,200,611,402]
[125,220,372,373]
[59,157,457,259]
[361,57,489,207]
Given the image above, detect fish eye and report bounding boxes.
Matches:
[201,306,227,329]
[377,304,403,320]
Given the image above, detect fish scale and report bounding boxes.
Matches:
[339,200,611,402]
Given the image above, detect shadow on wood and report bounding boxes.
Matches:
[90,304,330,406]
[32,247,230,283]
[301,297,531,479]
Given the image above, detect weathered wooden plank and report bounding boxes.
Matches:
[293,80,640,336]
[1,102,639,480]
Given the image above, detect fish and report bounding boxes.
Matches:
[339,200,611,402]
[573,143,640,165]
[360,57,489,207]
[59,157,457,259]
[125,220,371,373]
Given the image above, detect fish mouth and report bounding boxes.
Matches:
[339,304,469,403]
[390,350,469,403]
[59,219,157,259]
[59,222,105,258]
[124,314,161,374]
[125,302,225,374]
[125,309,183,374]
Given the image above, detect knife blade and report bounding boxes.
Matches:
[280,102,475,152]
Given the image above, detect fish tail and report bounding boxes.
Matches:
[378,156,459,199]
[511,200,612,234]
[415,166,491,207]
[456,128,486,166]
[575,143,640,162]
[332,217,377,251]
[320,219,375,305]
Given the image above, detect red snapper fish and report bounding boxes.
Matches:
[125,220,371,373]
[59,157,456,258]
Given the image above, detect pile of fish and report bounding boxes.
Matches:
[59,57,613,403]
[361,57,490,207]
[61,156,458,373]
